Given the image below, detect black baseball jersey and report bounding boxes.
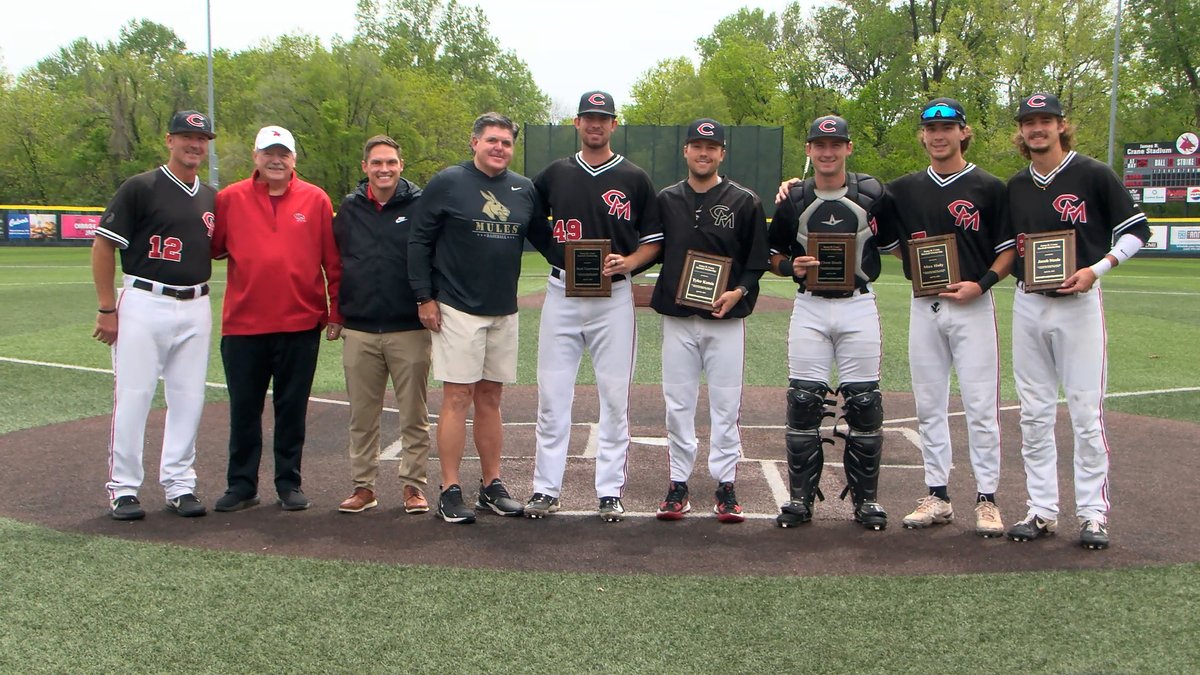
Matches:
[95,166,216,286]
[533,153,663,272]
[876,164,1014,282]
[767,173,884,289]
[1008,151,1150,279]
[651,178,770,319]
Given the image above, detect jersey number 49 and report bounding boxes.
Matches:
[552,218,583,243]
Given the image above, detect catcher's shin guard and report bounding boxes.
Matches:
[778,381,833,528]
[836,382,887,530]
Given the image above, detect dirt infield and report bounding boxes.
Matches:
[1,384,1196,577]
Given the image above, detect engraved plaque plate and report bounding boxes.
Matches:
[908,234,961,297]
[676,249,733,310]
[805,232,857,292]
[565,239,612,297]
[1024,229,1076,293]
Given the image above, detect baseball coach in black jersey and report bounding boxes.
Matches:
[408,112,554,524]
[651,118,769,524]
[768,115,889,531]
[1004,93,1150,551]
[874,98,1015,538]
[91,110,217,521]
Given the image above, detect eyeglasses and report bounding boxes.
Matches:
[921,104,965,122]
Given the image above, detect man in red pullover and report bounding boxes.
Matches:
[211,125,342,512]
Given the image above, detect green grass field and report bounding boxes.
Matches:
[1,247,1198,672]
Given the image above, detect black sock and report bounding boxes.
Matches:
[929,486,949,502]
[977,492,996,503]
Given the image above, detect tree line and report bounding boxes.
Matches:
[1,0,1196,211]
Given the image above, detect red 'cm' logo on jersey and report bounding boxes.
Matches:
[602,189,632,221]
[1052,193,1087,224]
[947,200,980,231]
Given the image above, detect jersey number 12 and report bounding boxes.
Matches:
[147,235,183,262]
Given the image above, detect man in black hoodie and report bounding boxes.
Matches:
[331,135,432,516]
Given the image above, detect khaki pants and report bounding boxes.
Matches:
[342,328,432,491]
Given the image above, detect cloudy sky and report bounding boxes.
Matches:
[0,0,812,114]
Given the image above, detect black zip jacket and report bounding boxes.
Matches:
[333,177,425,332]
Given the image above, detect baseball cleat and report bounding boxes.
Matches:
[775,500,812,528]
[476,478,523,516]
[598,496,625,522]
[165,493,207,518]
[902,495,953,529]
[110,495,146,521]
[213,492,260,513]
[974,500,1005,538]
[437,484,476,524]
[854,502,888,530]
[1007,513,1056,542]
[1079,519,1110,550]
[523,492,560,519]
[713,482,744,524]
[656,481,690,521]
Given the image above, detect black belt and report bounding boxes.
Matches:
[802,287,866,299]
[132,279,210,300]
[550,268,625,283]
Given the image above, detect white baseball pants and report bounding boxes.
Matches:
[787,290,882,385]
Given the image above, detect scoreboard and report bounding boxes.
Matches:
[1123,132,1200,204]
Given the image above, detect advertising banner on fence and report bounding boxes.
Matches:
[61,214,100,239]
[1169,226,1200,253]
[7,213,31,239]
[1145,225,1169,252]
[29,214,56,239]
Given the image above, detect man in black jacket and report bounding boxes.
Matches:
[331,135,432,515]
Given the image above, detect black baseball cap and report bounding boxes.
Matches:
[685,118,725,146]
[1016,93,1064,121]
[578,90,617,117]
[168,110,215,139]
[920,97,966,126]
[807,115,850,142]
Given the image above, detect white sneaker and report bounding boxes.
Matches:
[974,500,1004,538]
[902,495,953,528]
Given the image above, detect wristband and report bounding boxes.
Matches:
[777,258,792,277]
[976,270,999,293]
[1089,257,1113,278]
[97,308,116,314]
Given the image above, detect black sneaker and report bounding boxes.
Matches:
[110,495,145,521]
[476,478,523,516]
[598,496,625,522]
[438,484,476,524]
[776,500,812,528]
[1007,513,1057,542]
[165,493,207,518]
[1079,519,1109,550]
[656,481,690,521]
[713,482,744,523]
[524,492,560,519]
[277,489,311,511]
[213,492,260,512]
[854,502,888,530]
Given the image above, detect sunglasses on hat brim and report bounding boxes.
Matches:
[921,104,966,123]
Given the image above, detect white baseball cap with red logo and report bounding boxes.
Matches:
[254,125,296,153]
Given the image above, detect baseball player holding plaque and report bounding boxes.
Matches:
[524,91,662,522]
[649,119,769,523]
[1005,93,1150,550]
[874,98,1015,537]
[769,115,889,530]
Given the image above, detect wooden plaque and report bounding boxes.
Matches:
[676,250,733,310]
[1023,229,1076,292]
[565,239,611,297]
[805,232,857,292]
[908,234,961,297]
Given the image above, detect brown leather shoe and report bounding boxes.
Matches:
[338,487,377,513]
[403,485,429,514]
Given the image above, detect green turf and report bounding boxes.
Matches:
[1,247,1198,672]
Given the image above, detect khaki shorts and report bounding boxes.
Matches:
[431,302,518,384]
